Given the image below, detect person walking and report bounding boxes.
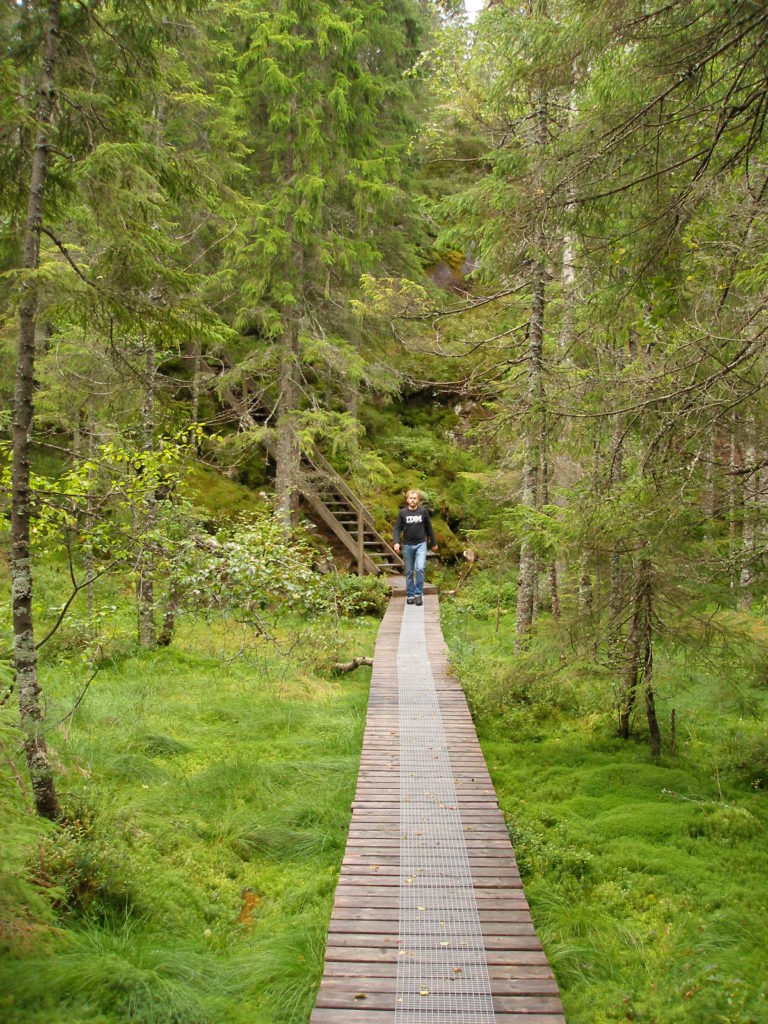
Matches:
[393,489,438,605]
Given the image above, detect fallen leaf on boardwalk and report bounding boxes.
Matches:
[453,967,462,974]
[354,993,368,1001]
[420,987,430,997]
[370,864,380,870]
[440,940,450,947]
[405,877,414,884]
[417,906,426,911]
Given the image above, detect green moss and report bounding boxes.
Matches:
[181,465,268,522]
[1,577,379,1023]
[441,571,768,1024]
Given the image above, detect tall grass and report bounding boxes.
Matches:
[1,570,378,1024]
[441,572,768,1024]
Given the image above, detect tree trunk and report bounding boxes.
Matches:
[515,90,547,651]
[276,308,299,534]
[275,115,301,535]
[739,418,757,611]
[85,402,96,632]
[138,339,156,648]
[496,555,503,636]
[608,362,624,664]
[608,543,623,660]
[729,420,739,590]
[578,438,600,618]
[191,336,202,425]
[12,0,62,821]
[618,540,645,740]
[157,585,179,648]
[515,278,543,646]
[592,548,602,657]
[578,550,592,616]
[703,430,716,530]
[540,446,559,619]
[642,570,661,757]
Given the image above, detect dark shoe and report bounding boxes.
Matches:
[415,595,423,606]
[406,597,415,605]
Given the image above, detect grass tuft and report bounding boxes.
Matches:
[441,569,768,1024]
[2,597,379,1024]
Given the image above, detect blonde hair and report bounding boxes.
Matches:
[406,489,420,501]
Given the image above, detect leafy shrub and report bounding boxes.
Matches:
[38,817,134,917]
[459,642,602,724]
[457,575,517,615]
[388,431,446,473]
[327,573,390,618]
[507,818,594,881]
[689,804,762,842]
[180,510,330,619]
[715,728,768,788]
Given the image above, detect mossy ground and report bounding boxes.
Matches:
[356,399,493,559]
[5,426,768,1024]
[1,563,378,1024]
[440,571,768,1024]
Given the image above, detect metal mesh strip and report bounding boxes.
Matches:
[395,604,496,1021]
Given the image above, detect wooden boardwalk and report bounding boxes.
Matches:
[311,584,566,1023]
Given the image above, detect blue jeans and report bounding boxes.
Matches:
[402,542,427,598]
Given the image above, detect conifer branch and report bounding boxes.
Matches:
[39,227,97,289]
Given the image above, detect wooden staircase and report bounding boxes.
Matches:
[300,449,404,576]
[198,360,401,575]
[268,444,404,577]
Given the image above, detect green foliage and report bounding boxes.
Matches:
[180,510,330,619]
[181,466,268,523]
[4,1,768,1021]
[714,729,768,791]
[443,581,608,726]
[1,431,198,562]
[442,569,768,1024]
[1,585,379,1023]
[501,504,571,563]
[325,573,390,618]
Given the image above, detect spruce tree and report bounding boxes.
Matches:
[234,0,427,527]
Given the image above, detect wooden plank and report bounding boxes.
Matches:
[309,584,566,1023]
[311,1012,566,1024]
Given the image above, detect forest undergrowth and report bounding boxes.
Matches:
[5,1,768,1021]
[3,525,768,1024]
[1,558,379,1024]
[440,570,768,1024]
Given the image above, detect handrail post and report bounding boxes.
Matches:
[357,506,364,576]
